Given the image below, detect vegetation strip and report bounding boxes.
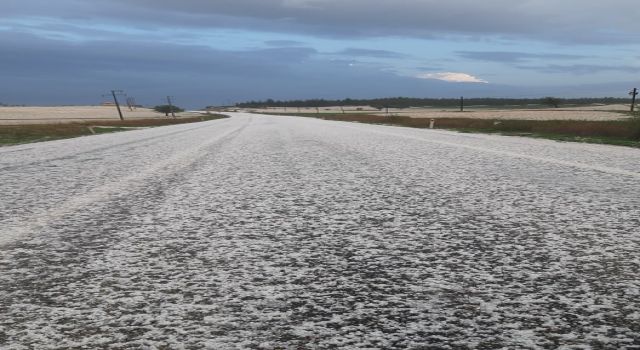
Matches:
[263,112,640,148]
[0,114,228,146]
[237,97,634,109]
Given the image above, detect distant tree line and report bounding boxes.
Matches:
[235,97,629,109]
[0,102,28,107]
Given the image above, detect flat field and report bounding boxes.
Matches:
[0,106,201,125]
[248,104,631,121]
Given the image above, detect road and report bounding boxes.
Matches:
[1,113,639,349]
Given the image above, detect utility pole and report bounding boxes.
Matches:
[630,88,638,112]
[102,90,125,120]
[167,96,176,118]
[460,96,464,112]
[112,90,124,120]
[126,97,136,111]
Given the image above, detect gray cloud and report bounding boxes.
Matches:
[0,32,316,78]
[3,1,637,107]
[0,29,516,107]
[3,0,639,44]
[457,51,587,63]
[264,40,306,47]
[333,48,406,59]
[0,30,324,107]
[415,66,443,72]
[515,64,640,75]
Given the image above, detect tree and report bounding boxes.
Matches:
[154,105,184,116]
[542,97,561,108]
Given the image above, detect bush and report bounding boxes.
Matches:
[154,105,184,116]
[542,97,562,108]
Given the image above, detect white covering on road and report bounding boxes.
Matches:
[1,113,639,349]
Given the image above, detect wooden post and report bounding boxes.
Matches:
[111,90,124,121]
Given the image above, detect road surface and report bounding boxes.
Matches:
[1,113,639,349]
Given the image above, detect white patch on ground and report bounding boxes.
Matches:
[0,106,202,125]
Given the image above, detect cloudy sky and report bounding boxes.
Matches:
[1,0,639,108]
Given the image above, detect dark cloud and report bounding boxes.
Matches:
[2,1,637,107]
[333,48,406,59]
[264,40,307,47]
[3,0,639,44]
[515,64,640,75]
[457,51,587,63]
[0,29,517,107]
[0,31,316,78]
[0,31,321,107]
[415,66,443,72]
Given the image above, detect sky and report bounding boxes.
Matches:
[1,0,639,108]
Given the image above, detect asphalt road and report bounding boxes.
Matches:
[1,113,639,349]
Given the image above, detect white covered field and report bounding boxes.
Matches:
[251,104,631,121]
[0,106,200,125]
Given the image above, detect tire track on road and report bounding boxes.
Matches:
[0,118,234,171]
[0,117,250,247]
[329,121,640,179]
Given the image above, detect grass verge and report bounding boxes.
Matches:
[263,112,640,148]
[0,114,228,146]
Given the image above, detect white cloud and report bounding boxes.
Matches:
[417,72,488,83]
